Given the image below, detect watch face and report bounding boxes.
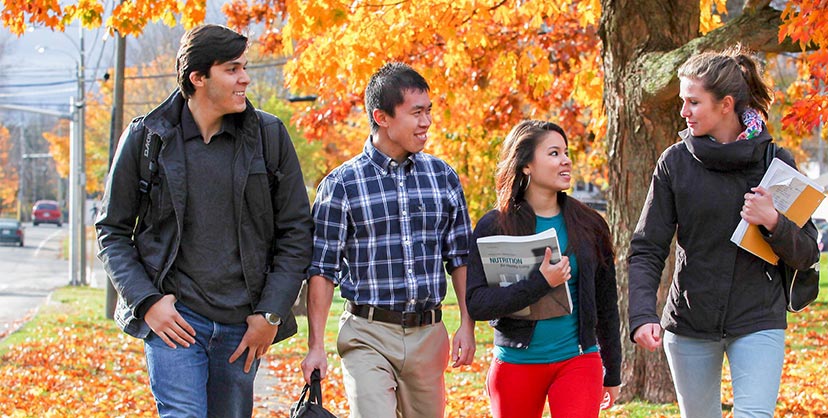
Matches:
[263,313,281,325]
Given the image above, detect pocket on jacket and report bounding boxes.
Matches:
[147,172,174,223]
[245,156,273,221]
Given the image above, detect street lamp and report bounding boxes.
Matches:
[36,25,87,287]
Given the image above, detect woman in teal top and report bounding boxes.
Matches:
[466,120,622,418]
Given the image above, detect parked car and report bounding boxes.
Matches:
[32,200,62,227]
[0,219,24,247]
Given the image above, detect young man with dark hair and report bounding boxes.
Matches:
[301,62,477,418]
[96,24,312,417]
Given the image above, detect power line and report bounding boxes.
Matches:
[0,59,287,88]
[0,78,100,88]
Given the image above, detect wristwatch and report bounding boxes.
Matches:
[261,312,282,326]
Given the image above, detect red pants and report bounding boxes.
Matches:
[486,352,603,418]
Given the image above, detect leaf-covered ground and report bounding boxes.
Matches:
[0,288,825,417]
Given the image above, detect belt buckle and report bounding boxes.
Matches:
[401,311,420,328]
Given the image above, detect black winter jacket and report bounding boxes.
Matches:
[96,90,313,341]
[629,128,819,341]
[466,207,622,387]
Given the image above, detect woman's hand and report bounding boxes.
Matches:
[539,249,570,287]
[632,323,663,351]
[601,386,620,410]
[741,186,779,232]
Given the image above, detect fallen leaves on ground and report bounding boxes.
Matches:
[1,302,826,417]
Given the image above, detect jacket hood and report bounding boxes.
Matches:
[679,126,772,172]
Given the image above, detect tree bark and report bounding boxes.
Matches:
[599,0,797,403]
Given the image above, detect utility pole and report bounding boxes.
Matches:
[16,125,26,222]
[105,30,127,318]
[69,24,87,286]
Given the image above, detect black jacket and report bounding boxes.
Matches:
[466,207,622,387]
[96,90,313,341]
[629,128,819,341]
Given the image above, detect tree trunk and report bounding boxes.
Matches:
[599,0,699,403]
[600,0,801,403]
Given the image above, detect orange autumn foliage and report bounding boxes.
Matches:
[0,125,18,215]
[224,0,608,219]
[779,0,828,137]
[4,1,826,219]
[1,298,827,416]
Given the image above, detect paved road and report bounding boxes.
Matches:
[0,222,105,337]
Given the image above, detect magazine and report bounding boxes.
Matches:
[477,228,573,320]
[730,157,826,264]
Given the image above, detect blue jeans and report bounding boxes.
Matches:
[663,329,785,418]
[143,302,260,418]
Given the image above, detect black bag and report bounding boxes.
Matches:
[290,369,338,418]
[764,143,821,313]
[779,261,820,313]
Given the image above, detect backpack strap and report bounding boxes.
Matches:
[763,142,777,171]
[256,109,284,191]
[135,121,160,236]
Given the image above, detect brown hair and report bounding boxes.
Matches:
[677,45,773,119]
[494,120,613,265]
[176,24,248,99]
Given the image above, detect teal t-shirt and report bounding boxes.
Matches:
[494,213,599,364]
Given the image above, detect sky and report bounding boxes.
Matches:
[0,1,230,117]
[0,23,113,115]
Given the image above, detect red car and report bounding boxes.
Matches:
[32,200,63,227]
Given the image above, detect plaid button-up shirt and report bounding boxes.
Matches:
[308,138,472,312]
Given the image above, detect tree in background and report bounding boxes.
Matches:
[0,125,18,215]
[3,0,826,403]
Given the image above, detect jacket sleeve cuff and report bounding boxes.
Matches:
[135,294,163,319]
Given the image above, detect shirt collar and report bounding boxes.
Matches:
[363,136,416,173]
[180,102,238,142]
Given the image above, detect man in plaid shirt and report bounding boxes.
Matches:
[301,62,476,418]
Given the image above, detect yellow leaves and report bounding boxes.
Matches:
[228,0,606,220]
[1,0,64,35]
[699,0,726,35]
[42,128,70,179]
[63,0,104,28]
[575,0,601,27]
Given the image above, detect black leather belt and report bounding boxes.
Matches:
[345,301,442,328]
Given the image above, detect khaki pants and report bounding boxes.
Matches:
[337,310,450,418]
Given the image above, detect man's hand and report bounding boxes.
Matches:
[144,294,196,349]
[539,252,571,287]
[301,347,328,384]
[229,314,279,373]
[303,276,335,383]
[451,320,476,367]
[632,323,663,352]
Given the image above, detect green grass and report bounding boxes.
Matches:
[0,286,107,357]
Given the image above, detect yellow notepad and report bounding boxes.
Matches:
[731,158,826,263]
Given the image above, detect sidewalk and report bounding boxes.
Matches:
[254,359,290,414]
